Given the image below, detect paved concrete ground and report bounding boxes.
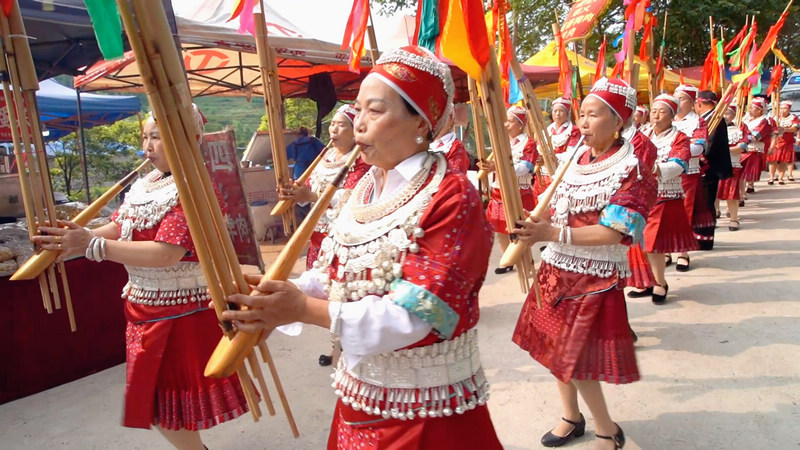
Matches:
[1,180,799,449]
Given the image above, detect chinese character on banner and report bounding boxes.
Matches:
[560,0,612,43]
[201,130,264,270]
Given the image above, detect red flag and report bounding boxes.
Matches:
[679,70,685,85]
[494,0,514,105]
[749,4,792,71]
[767,63,784,96]
[341,0,370,73]
[438,0,491,80]
[611,59,625,79]
[638,13,656,61]
[700,38,720,91]
[723,22,747,54]
[594,36,607,84]
[0,0,11,16]
[555,24,573,97]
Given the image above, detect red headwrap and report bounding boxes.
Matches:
[751,97,767,110]
[366,46,454,137]
[551,97,571,112]
[674,84,699,102]
[508,105,527,125]
[653,93,679,115]
[336,104,358,125]
[586,77,637,122]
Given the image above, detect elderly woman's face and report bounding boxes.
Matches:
[143,118,170,173]
[353,76,428,170]
[578,96,622,150]
[329,112,355,153]
[650,103,674,131]
[505,112,524,137]
[724,109,735,124]
[780,104,791,117]
[551,106,568,125]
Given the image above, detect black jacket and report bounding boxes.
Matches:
[701,109,733,180]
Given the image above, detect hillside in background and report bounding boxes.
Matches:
[193,96,266,151]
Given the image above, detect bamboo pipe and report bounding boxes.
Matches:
[11,160,151,280]
[205,147,362,379]
[476,152,494,181]
[499,135,584,270]
[270,140,333,216]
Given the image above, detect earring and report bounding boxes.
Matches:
[613,130,620,140]
[415,136,424,145]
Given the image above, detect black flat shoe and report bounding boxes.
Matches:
[746,186,755,193]
[627,287,653,298]
[652,284,669,305]
[630,327,638,343]
[596,423,626,448]
[729,220,740,231]
[541,414,586,447]
[494,266,514,274]
[675,256,690,272]
[318,354,333,366]
[738,200,745,207]
[664,254,673,266]
[767,179,775,185]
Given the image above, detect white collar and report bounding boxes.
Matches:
[371,152,429,201]
[431,131,456,151]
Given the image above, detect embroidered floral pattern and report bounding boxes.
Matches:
[599,204,646,247]
[390,279,458,339]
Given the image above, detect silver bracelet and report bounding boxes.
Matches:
[85,238,95,260]
[558,225,566,244]
[86,236,106,262]
[99,237,106,261]
[329,301,344,341]
[566,226,573,245]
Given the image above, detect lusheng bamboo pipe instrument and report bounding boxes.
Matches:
[499,136,585,308]
[253,6,295,237]
[706,81,742,135]
[11,160,151,281]
[205,146,362,379]
[509,57,557,175]
[0,0,77,330]
[477,48,533,293]
[269,139,332,216]
[116,0,298,431]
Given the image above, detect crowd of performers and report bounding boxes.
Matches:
[29,44,798,450]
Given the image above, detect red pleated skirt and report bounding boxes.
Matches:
[327,400,503,449]
[532,174,551,199]
[486,187,536,234]
[643,199,700,254]
[741,152,764,182]
[681,173,700,224]
[306,230,325,270]
[767,141,794,163]
[125,308,249,431]
[512,263,640,385]
[717,168,744,200]
[626,245,655,289]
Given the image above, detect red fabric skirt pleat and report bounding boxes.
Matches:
[512,263,640,385]
[306,230,325,270]
[717,168,744,200]
[766,142,794,163]
[151,309,249,431]
[327,400,502,450]
[643,199,700,253]
[741,152,764,182]
[626,245,655,289]
[681,173,699,223]
[486,187,535,234]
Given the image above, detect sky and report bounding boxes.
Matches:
[269,0,415,48]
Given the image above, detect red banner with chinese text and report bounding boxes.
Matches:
[201,130,264,270]
[560,0,612,43]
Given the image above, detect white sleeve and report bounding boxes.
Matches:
[333,295,433,370]
[689,142,705,157]
[658,161,684,180]
[514,160,533,176]
[275,270,328,336]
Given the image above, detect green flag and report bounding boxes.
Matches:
[84,0,123,60]
[417,0,439,53]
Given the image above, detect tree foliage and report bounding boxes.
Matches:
[48,116,141,201]
[258,98,337,142]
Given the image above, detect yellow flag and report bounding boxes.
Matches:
[773,47,799,72]
[440,0,484,80]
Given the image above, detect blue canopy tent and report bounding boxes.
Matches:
[35,79,141,140]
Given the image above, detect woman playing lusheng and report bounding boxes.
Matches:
[479,105,537,274]
[222,46,502,449]
[33,106,248,450]
[279,104,370,271]
[511,78,657,449]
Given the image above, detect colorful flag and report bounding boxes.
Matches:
[767,63,784,96]
[554,22,573,97]
[594,35,607,84]
[748,3,792,72]
[773,47,799,72]
[414,0,440,52]
[227,0,256,35]
[84,0,123,60]
[341,0,371,73]
[700,38,720,91]
[1,0,12,16]
[439,0,491,80]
